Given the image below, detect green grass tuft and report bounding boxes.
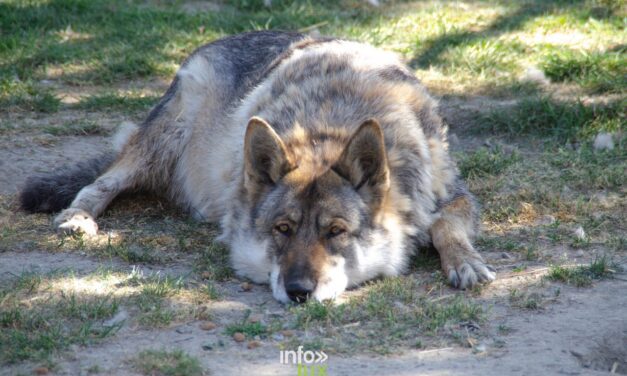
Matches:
[195,242,234,281]
[43,119,106,136]
[542,49,626,93]
[225,313,268,338]
[74,93,159,114]
[458,146,520,179]
[481,96,624,142]
[547,257,617,287]
[133,349,204,376]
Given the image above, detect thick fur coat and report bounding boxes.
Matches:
[21,31,495,303]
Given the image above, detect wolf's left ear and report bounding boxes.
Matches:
[244,117,293,192]
[334,119,390,210]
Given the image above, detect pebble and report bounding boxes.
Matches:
[201,271,211,279]
[281,330,294,337]
[448,133,459,148]
[200,321,217,331]
[248,314,263,323]
[34,367,49,375]
[266,309,285,318]
[233,332,246,342]
[501,252,512,259]
[593,132,614,151]
[247,340,261,349]
[175,326,193,334]
[474,343,487,354]
[202,343,213,351]
[535,214,556,226]
[103,309,128,327]
[240,282,253,291]
[520,66,550,85]
[573,226,586,241]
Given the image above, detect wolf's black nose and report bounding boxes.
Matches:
[285,278,315,303]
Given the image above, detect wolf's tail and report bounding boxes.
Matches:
[20,122,138,213]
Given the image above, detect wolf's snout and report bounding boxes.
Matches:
[285,277,316,303]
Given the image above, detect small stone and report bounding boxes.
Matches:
[103,309,128,327]
[575,250,585,258]
[593,132,614,151]
[272,333,285,341]
[573,226,586,241]
[501,252,512,259]
[201,271,211,279]
[520,66,550,85]
[200,321,217,331]
[247,340,261,349]
[240,282,253,291]
[233,332,246,342]
[266,309,285,318]
[474,343,487,354]
[281,330,294,337]
[535,214,556,226]
[176,326,193,334]
[34,367,49,375]
[248,314,263,323]
[201,343,213,351]
[448,133,459,148]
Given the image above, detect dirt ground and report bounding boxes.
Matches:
[0,250,625,376]
[1,98,626,376]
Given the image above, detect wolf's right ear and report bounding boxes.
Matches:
[244,117,292,192]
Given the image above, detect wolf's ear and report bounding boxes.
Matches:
[244,117,292,191]
[334,119,390,209]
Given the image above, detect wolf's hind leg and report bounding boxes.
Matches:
[430,190,496,289]
[54,153,144,236]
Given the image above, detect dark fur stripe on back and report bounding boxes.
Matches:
[19,151,116,213]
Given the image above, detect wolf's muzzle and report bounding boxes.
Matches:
[285,277,316,303]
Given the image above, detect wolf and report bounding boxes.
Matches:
[20,31,496,303]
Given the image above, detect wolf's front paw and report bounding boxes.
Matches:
[54,208,98,236]
[441,249,496,289]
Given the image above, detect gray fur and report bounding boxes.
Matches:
[21,31,495,302]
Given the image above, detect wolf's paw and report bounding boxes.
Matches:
[54,208,98,236]
[441,250,496,289]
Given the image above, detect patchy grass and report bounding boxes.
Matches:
[0,271,121,364]
[542,49,626,93]
[1,0,624,112]
[73,93,160,114]
[133,274,184,327]
[548,257,617,287]
[225,321,268,338]
[43,119,106,136]
[480,96,624,142]
[0,265,217,368]
[195,241,234,282]
[132,349,205,376]
[457,146,521,179]
[289,276,484,353]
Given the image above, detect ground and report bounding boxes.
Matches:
[0,1,625,375]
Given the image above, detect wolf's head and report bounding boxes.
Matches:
[243,117,396,303]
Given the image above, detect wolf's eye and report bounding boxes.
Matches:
[328,225,346,237]
[275,223,291,236]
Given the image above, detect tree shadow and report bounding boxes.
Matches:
[409,0,591,70]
